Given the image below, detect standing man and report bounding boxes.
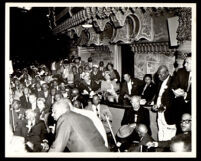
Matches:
[171,53,192,131]
[153,65,176,141]
[48,98,109,152]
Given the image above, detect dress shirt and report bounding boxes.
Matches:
[92,104,100,118]
[187,72,192,92]
[156,75,170,107]
[44,91,48,98]
[72,108,108,147]
[127,80,132,95]
[49,111,108,152]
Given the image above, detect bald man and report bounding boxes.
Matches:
[48,98,109,152]
[128,124,154,152]
[153,65,176,141]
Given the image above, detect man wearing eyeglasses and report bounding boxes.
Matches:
[146,113,191,151]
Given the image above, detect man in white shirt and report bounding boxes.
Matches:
[71,100,108,148]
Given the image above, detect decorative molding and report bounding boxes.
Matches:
[131,41,176,56]
[134,8,154,41]
[110,8,133,28]
[176,8,191,43]
[93,18,110,32]
[87,27,101,46]
[70,25,84,37]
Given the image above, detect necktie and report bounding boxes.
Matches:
[52,96,54,104]
[187,74,191,92]
[134,114,138,123]
[26,95,28,102]
[142,84,148,95]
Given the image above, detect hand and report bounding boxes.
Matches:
[41,142,49,152]
[116,142,122,147]
[172,88,185,98]
[140,99,147,105]
[26,141,34,150]
[129,123,137,128]
[146,141,158,148]
[151,105,158,112]
[124,94,131,100]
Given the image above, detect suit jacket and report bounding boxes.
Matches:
[25,120,48,152]
[20,94,31,109]
[37,91,52,109]
[74,73,82,87]
[141,82,157,104]
[122,106,151,134]
[85,104,112,133]
[171,68,191,101]
[49,111,109,152]
[119,78,144,102]
[79,80,99,93]
[154,76,175,124]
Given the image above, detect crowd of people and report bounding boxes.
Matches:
[8,53,192,153]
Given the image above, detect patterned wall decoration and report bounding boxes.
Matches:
[131,41,176,80]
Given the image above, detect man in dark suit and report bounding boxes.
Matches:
[172,54,192,114]
[121,95,150,134]
[119,73,143,103]
[171,54,192,133]
[153,65,176,141]
[20,87,31,109]
[70,88,87,108]
[119,73,143,125]
[38,83,52,109]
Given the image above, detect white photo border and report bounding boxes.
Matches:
[5,2,197,158]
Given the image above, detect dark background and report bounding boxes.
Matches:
[10,7,72,70]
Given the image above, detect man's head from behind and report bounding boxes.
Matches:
[52,98,71,121]
[180,113,191,134]
[157,65,169,81]
[136,124,148,138]
[170,134,191,152]
[71,88,79,97]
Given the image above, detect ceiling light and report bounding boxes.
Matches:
[82,24,93,28]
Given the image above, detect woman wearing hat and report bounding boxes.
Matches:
[101,71,119,102]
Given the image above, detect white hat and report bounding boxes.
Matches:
[92,64,99,68]
[117,125,135,138]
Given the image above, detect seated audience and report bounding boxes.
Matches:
[106,63,120,83]
[10,100,27,137]
[141,74,156,105]
[24,109,48,152]
[90,64,103,92]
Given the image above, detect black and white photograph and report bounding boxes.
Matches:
[4,2,196,158]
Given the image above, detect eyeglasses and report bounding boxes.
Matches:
[180,120,191,124]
